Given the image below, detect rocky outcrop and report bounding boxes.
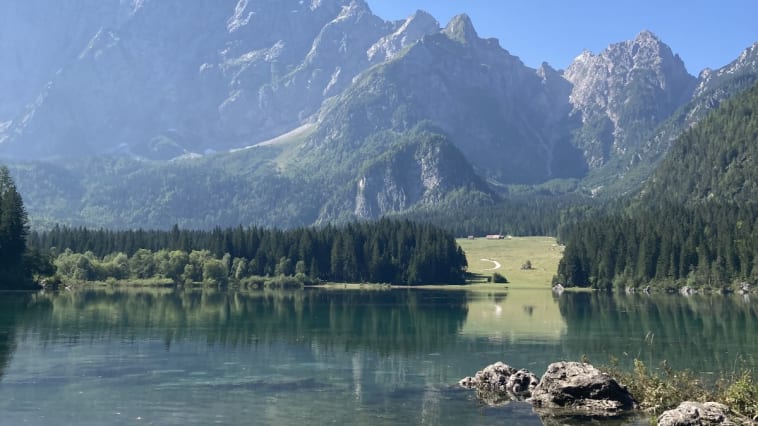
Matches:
[460,360,636,419]
[657,401,736,426]
[458,361,539,405]
[530,361,637,415]
[351,132,492,218]
[367,10,439,64]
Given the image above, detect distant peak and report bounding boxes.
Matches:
[538,61,557,74]
[443,13,478,44]
[635,29,660,42]
[411,9,433,19]
[343,0,370,15]
[402,9,439,31]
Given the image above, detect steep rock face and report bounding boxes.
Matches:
[217,0,394,144]
[0,0,128,122]
[647,42,758,156]
[309,14,586,185]
[565,31,696,168]
[353,132,490,218]
[0,0,401,159]
[367,10,440,64]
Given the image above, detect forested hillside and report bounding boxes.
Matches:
[556,82,758,289]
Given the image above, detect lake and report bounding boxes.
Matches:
[0,287,756,425]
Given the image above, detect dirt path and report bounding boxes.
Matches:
[480,258,502,271]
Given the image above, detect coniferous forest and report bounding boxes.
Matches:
[555,82,758,290]
[0,166,52,289]
[28,219,468,285]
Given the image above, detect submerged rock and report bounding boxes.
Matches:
[657,401,736,426]
[459,361,539,405]
[530,361,637,416]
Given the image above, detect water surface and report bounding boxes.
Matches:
[0,288,755,425]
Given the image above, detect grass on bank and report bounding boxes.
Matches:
[457,236,564,289]
[600,357,758,421]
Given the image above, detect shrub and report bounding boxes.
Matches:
[492,272,508,283]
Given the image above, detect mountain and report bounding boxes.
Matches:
[298,14,585,186]
[0,0,401,159]
[556,79,758,289]
[564,31,696,170]
[645,42,758,160]
[590,41,758,195]
[641,80,758,205]
[1,0,757,229]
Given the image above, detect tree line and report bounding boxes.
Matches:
[555,81,758,290]
[29,219,468,285]
[555,202,758,289]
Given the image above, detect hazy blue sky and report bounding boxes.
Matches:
[364,1,757,74]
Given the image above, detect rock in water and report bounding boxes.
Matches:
[459,361,539,405]
[530,361,637,415]
[657,402,736,426]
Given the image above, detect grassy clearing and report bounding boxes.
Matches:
[457,236,564,289]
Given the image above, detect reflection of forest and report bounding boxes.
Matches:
[558,292,758,372]
[22,288,469,355]
[0,294,53,380]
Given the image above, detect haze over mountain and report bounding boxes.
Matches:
[2,0,757,229]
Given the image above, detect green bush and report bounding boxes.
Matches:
[491,272,508,283]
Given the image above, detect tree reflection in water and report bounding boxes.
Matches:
[558,291,758,373]
[22,288,470,356]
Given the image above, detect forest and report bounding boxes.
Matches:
[28,219,468,286]
[555,81,758,290]
[0,166,52,289]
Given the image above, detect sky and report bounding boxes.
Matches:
[364,1,758,75]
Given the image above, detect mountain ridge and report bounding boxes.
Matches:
[1,0,757,229]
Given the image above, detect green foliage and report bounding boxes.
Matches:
[557,82,758,288]
[601,358,758,419]
[644,80,758,205]
[401,195,596,238]
[35,219,468,285]
[722,370,758,419]
[491,272,508,283]
[0,165,51,288]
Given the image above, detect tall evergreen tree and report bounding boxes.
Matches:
[0,166,39,288]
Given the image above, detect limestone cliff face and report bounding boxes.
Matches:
[311,14,586,186]
[367,10,440,64]
[564,31,696,168]
[352,134,490,219]
[0,0,399,159]
[642,42,758,163]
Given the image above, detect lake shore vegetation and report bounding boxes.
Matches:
[30,219,468,286]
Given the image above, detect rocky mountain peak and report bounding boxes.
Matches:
[367,9,440,63]
[564,31,696,168]
[634,29,659,43]
[335,0,371,20]
[443,14,478,45]
[694,41,758,98]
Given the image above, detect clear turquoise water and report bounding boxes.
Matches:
[0,288,755,425]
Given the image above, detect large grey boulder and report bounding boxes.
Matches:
[657,402,736,426]
[530,361,637,415]
[459,361,539,405]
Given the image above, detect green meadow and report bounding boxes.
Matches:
[457,236,563,289]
